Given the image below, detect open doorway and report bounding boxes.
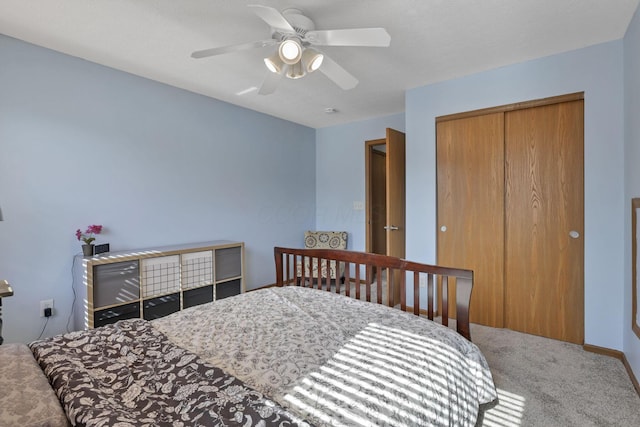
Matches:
[365,128,406,304]
[365,128,405,259]
[366,140,387,255]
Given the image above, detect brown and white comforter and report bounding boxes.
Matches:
[153,286,497,426]
[29,319,309,427]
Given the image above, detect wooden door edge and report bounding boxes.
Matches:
[436,92,584,123]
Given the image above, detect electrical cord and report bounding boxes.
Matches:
[37,316,49,340]
[67,253,80,332]
[34,253,80,340]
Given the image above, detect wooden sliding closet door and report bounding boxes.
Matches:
[504,100,584,344]
[436,94,584,343]
[437,113,505,327]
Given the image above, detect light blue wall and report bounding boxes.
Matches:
[0,35,315,343]
[317,41,626,351]
[315,113,405,251]
[624,4,640,384]
[405,41,625,350]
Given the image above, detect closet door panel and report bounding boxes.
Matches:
[504,100,584,344]
[437,113,505,327]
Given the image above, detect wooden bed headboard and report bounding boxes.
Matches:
[274,247,474,341]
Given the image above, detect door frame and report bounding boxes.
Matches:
[365,129,406,259]
[365,138,386,254]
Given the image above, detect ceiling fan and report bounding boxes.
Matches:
[191,4,391,95]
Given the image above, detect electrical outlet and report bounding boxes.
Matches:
[40,299,54,317]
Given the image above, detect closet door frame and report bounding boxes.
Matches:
[436,93,584,123]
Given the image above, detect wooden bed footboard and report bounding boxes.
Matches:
[274,247,474,341]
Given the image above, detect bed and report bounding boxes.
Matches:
[276,247,476,340]
[24,247,497,426]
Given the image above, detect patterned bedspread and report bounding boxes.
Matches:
[29,319,310,427]
[153,286,497,426]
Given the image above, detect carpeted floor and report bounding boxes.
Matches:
[471,324,640,426]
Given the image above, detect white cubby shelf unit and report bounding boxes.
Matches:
[73,240,244,330]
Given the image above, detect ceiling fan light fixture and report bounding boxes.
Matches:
[286,61,306,79]
[264,53,284,73]
[278,37,302,64]
[301,48,324,72]
[191,5,391,94]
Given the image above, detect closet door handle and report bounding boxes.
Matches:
[569,230,580,239]
[440,226,447,232]
[384,225,399,231]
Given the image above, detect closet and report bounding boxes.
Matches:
[436,93,584,344]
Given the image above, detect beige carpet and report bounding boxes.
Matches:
[326,279,639,424]
[471,324,640,426]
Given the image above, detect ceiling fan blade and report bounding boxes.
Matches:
[258,67,286,95]
[248,4,295,33]
[306,28,391,47]
[318,55,358,90]
[191,39,276,59]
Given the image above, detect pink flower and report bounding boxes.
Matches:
[86,225,102,235]
[76,224,103,245]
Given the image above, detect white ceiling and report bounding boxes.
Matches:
[1,0,638,128]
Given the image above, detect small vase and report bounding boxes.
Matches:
[82,244,94,256]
